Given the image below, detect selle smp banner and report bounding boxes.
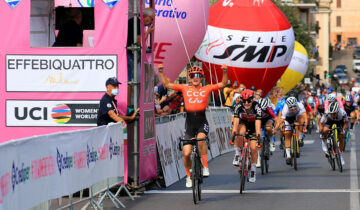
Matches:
[0,123,126,210]
[0,0,128,142]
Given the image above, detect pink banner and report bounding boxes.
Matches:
[0,0,128,142]
[139,1,157,183]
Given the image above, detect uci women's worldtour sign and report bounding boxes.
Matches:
[6,55,117,92]
[0,0,128,142]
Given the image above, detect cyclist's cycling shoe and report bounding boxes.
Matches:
[233,155,240,166]
[249,171,256,183]
[270,143,275,152]
[186,176,192,188]
[256,159,261,168]
[203,167,210,177]
[286,158,292,165]
[321,141,329,155]
[340,154,345,166]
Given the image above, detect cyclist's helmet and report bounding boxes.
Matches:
[259,98,269,110]
[286,97,297,108]
[327,93,337,102]
[187,66,204,76]
[345,94,353,102]
[328,102,339,114]
[288,90,298,99]
[241,89,254,100]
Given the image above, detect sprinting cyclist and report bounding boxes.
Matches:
[316,96,326,133]
[344,94,359,131]
[319,102,348,165]
[259,98,276,142]
[232,90,262,183]
[274,97,307,165]
[158,64,228,188]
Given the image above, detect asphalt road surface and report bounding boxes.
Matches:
[106,127,360,210]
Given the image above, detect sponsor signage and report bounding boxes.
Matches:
[6,55,117,92]
[6,100,99,127]
[196,25,294,69]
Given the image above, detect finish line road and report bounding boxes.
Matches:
[106,128,360,210]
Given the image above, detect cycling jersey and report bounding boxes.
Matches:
[320,108,348,128]
[317,104,325,114]
[274,98,286,116]
[261,107,276,125]
[281,103,306,120]
[233,101,262,122]
[172,84,220,113]
[233,101,262,134]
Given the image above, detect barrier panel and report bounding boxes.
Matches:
[0,123,127,210]
[156,107,233,187]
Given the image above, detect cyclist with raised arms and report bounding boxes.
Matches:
[274,97,307,165]
[232,90,262,183]
[344,94,359,131]
[158,64,228,188]
[319,102,348,165]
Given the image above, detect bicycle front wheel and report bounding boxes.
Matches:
[261,145,265,175]
[333,136,343,173]
[292,135,298,170]
[191,155,200,204]
[240,148,247,194]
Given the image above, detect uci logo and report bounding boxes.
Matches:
[15,107,48,120]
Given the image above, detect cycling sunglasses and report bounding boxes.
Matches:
[242,98,253,104]
[189,73,203,79]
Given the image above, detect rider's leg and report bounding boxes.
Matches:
[197,132,208,168]
[266,121,274,138]
[250,140,258,165]
[183,144,193,177]
[350,111,356,129]
[338,133,345,152]
[284,131,292,158]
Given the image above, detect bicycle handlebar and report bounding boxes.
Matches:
[178,137,210,151]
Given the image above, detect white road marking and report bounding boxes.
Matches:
[145,189,360,194]
[304,140,315,145]
[350,131,359,210]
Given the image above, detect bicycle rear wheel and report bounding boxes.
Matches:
[292,135,297,170]
[240,148,247,194]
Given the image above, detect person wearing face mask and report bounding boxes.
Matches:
[97,77,139,126]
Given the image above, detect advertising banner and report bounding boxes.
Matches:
[0,0,128,142]
[169,114,186,179]
[156,123,179,187]
[139,0,157,183]
[206,110,221,158]
[0,123,126,210]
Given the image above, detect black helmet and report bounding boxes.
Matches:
[288,90,298,99]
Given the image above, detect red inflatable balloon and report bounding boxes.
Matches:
[195,0,295,95]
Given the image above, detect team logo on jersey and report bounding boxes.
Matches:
[102,0,120,9]
[4,0,22,8]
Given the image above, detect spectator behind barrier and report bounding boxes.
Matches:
[127,8,155,107]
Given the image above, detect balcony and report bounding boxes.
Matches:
[281,0,318,8]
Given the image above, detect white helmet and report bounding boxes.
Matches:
[328,102,339,114]
[307,96,314,104]
[286,97,297,107]
[259,98,269,110]
[327,93,337,102]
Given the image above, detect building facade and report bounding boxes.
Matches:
[330,0,360,49]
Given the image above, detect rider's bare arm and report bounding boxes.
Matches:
[217,64,228,89]
[158,64,175,89]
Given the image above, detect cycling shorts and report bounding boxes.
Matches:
[239,119,256,136]
[183,112,209,145]
[283,116,298,131]
[261,117,274,127]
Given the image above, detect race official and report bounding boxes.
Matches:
[97,77,139,126]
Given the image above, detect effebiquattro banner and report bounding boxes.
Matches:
[0,0,128,142]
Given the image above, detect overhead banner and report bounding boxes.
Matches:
[0,123,126,210]
[0,0,128,142]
